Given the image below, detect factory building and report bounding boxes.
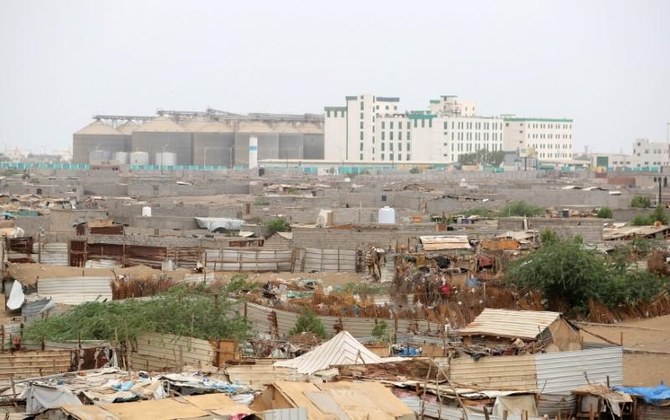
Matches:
[72,110,324,166]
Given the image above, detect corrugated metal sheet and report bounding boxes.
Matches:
[205,249,293,271]
[225,365,304,387]
[0,350,72,388]
[637,405,669,420]
[131,332,214,371]
[246,303,439,339]
[274,331,384,374]
[534,346,623,394]
[536,393,576,418]
[445,354,538,391]
[303,248,356,272]
[40,242,69,266]
[458,308,561,340]
[84,259,121,268]
[37,276,113,305]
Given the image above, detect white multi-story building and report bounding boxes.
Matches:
[324,94,504,163]
[502,117,574,161]
[631,138,670,168]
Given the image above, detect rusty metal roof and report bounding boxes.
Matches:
[458,308,561,340]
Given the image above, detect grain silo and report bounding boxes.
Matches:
[72,120,124,164]
[235,120,278,166]
[182,120,234,167]
[298,121,325,159]
[131,116,192,165]
[276,122,304,160]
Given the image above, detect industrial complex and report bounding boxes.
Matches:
[72,109,325,166]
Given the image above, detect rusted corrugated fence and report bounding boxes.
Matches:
[245,302,441,338]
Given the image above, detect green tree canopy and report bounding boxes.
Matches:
[505,237,668,315]
[24,284,251,342]
[458,149,505,166]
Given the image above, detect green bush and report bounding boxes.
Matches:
[631,195,652,208]
[24,284,251,342]
[630,206,668,226]
[596,207,613,218]
[264,217,291,236]
[371,320,390,343]
[289,309,328,339]
[505,236,668,316]
[499,201,543,217]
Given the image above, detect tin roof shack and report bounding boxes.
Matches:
[603,224,670,241]
[74,219,124,236]
[250,381,415,420]
[458,308,582,352]
[615,383,670,420]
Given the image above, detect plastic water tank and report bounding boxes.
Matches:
[130,151,149,165]
[141,206,152,217]
[378,206,396,224]
[113,151,128,165]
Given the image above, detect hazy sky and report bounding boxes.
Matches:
[1,0,669,154]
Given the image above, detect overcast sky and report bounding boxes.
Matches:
[1,0,669,154]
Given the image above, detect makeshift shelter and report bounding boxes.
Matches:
[42,394,254,420]
[458,308,582,352]
[251,381,415,420]
[273,331,385,374]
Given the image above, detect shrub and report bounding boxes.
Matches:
[264,217,291,236]
[631,195,651,208]
[499,201,543,217]
[289,309,328,339]
[371,320,390,343]
[596,207,613,218]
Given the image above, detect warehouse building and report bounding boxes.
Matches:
[72,110,324,166]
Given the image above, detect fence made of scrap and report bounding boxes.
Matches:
[204,249,293,272]
[129,332,236,371]
[0,350,72,389]
[245,302,440,339]
[295,248,358,273]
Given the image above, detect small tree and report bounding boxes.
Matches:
[371,320,390,343]
[596,207,613,219]
[289,309,328,339]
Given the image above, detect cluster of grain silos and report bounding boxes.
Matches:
[72,120,128,164]
[72,111,325,166]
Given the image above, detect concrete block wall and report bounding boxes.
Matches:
[498,217,603,243]
[292,224,443,250]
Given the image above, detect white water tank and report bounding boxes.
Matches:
[113,151,128,165]
[130,151,149,165]
[155,152,177,166]
[378,206,396,224]
[248,136,258,169]
[141,206,152,217]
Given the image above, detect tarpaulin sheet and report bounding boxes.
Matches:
[614,384,670,406]
[7,280,25,310]
[195,217,244,232]
[21,385,82,414]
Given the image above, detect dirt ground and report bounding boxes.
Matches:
[578,314,670,386]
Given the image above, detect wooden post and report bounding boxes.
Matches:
[502,410,508,420]
[589,404,595,420]
[620,331,624,346]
